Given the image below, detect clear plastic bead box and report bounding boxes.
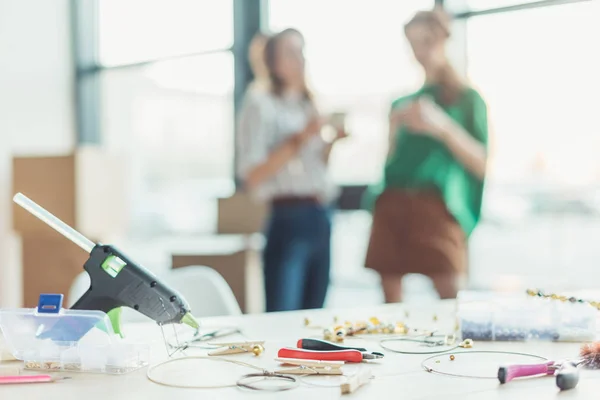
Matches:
[457,291,597,342]
[0,304,149,374]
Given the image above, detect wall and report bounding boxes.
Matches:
[0,0,75,306]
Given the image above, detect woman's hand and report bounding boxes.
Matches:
[299,117,324,142]
[332,128,350,143]
[401,97,454,141]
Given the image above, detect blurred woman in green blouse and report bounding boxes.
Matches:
[364,8,489,302]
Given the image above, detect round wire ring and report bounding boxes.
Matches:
[379,337,463,355]
[147,356,261,389]
[421,350,548,379]
[236,372,298,392]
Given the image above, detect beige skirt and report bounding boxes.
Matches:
[365,189,467,277]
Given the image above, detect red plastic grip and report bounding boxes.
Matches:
[278,348,363,363]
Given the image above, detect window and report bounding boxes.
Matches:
[268,0,433,185]
[97,1,235,235]
[468,1,600,202]
[466,0,600,288]
[98,0,233,66]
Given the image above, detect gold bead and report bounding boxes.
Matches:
[382,327,391,334]
[450,355,455,361]
[558,296,567,302]
[526,289,536,296]
[345,321,353,327]
[369,317,380,326]
[433,314,438,322]
[252,344,264,356]
[460,339,474,348]
[551,294,558,300]
[435,360,440,364]
[591,301,598,308]
[304,318,311,327]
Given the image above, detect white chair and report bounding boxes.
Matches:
[162,266,242,317]
[67,265,241,322]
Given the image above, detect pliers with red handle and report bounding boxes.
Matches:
[277,338,384,363]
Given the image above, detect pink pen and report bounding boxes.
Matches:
[0,375,56,384]
[498,361,556,384]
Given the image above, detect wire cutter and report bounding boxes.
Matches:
[278,338,384,363]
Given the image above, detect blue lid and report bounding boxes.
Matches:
[37,294,64,314]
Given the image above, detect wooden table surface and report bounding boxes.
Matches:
[1,301,597,399]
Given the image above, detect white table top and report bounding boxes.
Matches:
[1,301,596,399]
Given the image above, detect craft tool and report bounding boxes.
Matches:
[498,342,600,390]
[278,348,382,362]
[13,193,199,338]
[297,338,384,358]
[341,369,372,395]
[0,375,70,384]
[208,341,265,356]
[275,358,344,375]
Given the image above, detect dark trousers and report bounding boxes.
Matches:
[263,202,332,312]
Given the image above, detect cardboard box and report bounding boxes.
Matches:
[217,192,268,234]
[21,236,89,307]
[12,147,127,240]
[12,155,76,234]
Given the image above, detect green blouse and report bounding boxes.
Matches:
[364,85,488,237]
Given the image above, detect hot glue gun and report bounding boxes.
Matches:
[13,193,200,339]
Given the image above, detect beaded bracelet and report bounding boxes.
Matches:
[526,289,600,309]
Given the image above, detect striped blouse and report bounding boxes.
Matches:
[236,89,338,203]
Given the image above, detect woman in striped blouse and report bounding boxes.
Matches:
[237,28,346,312]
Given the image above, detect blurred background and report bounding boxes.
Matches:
[1,0,599,311]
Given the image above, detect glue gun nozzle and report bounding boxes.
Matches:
[182,312,200,329]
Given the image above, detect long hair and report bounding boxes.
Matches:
[264,28,313,102]
[405,8,465,104]
[248,32,269,82]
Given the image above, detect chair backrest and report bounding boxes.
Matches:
[67,266,241,323]
[163,266,242,317]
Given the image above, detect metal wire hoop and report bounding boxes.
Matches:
[236,372,298,392]
[421,350,548,379]
[379,336,465,355]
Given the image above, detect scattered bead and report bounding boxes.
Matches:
[435,360,440,364]
[304,318,310,327]
[252,344,264,356]
[433,314,438,322]
[450,355,455,361]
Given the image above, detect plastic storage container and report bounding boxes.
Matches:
[457,291,597,342]
[0,294,149,374]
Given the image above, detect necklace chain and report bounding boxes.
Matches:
[526,289,600,309]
